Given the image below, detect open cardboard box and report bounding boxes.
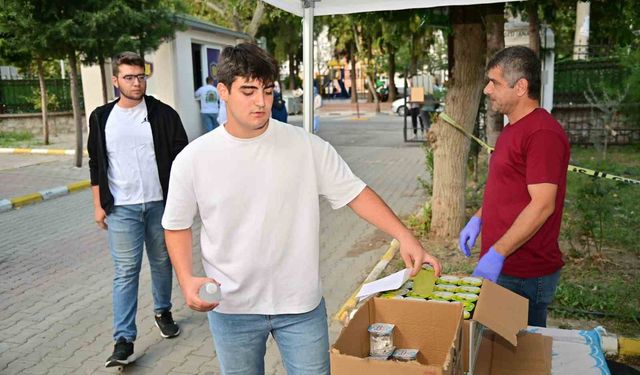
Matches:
[331,298,464,375]
[473,330,553,375]
[461,280,552,375]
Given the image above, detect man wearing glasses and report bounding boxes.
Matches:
[87,51,188,368]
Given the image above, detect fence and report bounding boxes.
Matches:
[552,47,638,145]
[0,78,82,114]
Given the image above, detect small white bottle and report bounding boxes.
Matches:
[199,282,222,303]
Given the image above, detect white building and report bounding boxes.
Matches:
[81,15,249,141]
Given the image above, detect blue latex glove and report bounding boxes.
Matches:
[458,216,481,257]
[472,246,505,282]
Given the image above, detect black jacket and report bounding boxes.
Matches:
[88,95,188,214]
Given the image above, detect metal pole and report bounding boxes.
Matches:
[302,0,314,133]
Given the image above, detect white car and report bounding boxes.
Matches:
[391,97,410,116]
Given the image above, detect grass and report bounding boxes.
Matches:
[556,144,640,335]
[0,130,38,147]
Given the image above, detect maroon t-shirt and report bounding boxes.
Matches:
[481,108,569,278]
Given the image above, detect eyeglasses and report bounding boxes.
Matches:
[120,74,147,83]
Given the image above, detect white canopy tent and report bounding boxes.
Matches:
[262,0,515,133]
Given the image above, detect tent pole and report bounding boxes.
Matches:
[302,0,314,133]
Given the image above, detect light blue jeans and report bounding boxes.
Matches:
[201,113,219,132]
[107,201,173,342]
[207,298,330,375]
[497,270,561,327]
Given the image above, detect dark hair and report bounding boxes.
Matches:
[206,76,214,84]
[217,43,278,91]
[112,51,145,76]
[487,46,540,101]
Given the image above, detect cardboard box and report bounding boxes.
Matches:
[410,87,425,103]
[331,298,464,375]
[459,280,551,374]
[473,331,552,375]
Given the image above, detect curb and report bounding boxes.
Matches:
[0,147,88,156]
[619,337,640,356]
[321,111,394,117]
[333,239,400,324]
[0,179,91,213]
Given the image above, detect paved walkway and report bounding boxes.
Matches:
[0,113,428,374]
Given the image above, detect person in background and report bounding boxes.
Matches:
[458,46,569,327]
[162,43,441,375]
[271,81,288,123]
[313,86,322,133]
[88,51,188,368]
[195,76,220,133]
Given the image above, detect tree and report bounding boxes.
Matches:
[0,1,53,144]
[79,0,184,105]
[319,14,356,102]
[429,5,487,239]
[484,3,505,148]
[188,0,266,40]
[124,0,186,59]
[257,8,302,90]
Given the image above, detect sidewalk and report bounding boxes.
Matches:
[318,98,394,116]
[0,133,89,211]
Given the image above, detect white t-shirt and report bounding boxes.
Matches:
[105,99,163,205]
[194,84,220,114]
[162,119,366,314]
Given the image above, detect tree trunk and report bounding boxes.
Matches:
[485,3,505,148]
[366,73,380,113]
[36,58,50,145]
[99,55,108,104]
[288,50,296,90]
[527,2,540,56]
[366,41,376,107]
[387,48,397,102]
[429,5,486,240]
[350,43,358,104]
[245,0,265,40]
[410,33,419,76]
[68,52,83,168]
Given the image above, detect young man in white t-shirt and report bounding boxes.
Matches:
[194,76,220,133]
[162,43,441,375]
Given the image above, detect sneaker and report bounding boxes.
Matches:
[154,310,180,338]
[105,338,134,367]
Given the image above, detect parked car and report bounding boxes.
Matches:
[391,97,410,116]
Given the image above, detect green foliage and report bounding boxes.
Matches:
[618,45,640,123]
[405,201,432,239]
[0,130,34,147]
[418,144,434,197]
[0,78,78,113]
[589,0,640,48]
[283,75,302,90]
[564,178,619,256]
[553,271,640,325]
[562,145,640,255]
[23,88,61,112]
[257,6,301,68]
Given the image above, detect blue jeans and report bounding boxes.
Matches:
[107,201,173,342]
[207,298,330,375]
[497,270,561,327]
[201,113,219,132]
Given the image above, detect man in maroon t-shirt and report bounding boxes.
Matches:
[458,46,570,327]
